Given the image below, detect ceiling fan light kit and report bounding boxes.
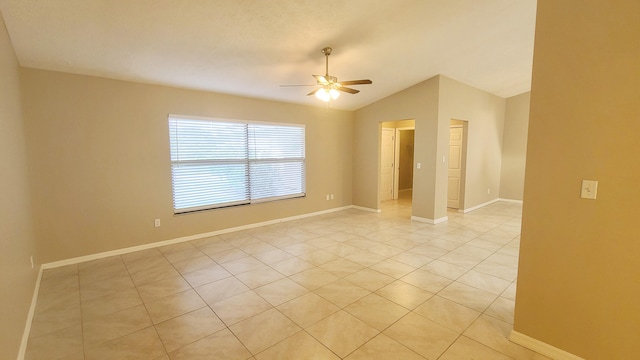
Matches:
[282,47,372,103]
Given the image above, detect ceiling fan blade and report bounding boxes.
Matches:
[339,79,373,86]
[336,87,360,94]
[313,75,329,85]
[307,88,320,96]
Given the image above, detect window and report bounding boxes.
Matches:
[168,115,305,213]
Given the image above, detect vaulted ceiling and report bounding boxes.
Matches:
[0,0,537,110]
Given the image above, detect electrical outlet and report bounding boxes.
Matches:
[326,194,330,200]
[581,180,598,199]
[154,219,161,227]
[30,256,34,269]
[487,188,491,194]
[330,194,334,200]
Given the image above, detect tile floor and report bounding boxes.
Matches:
[25,193,550,359]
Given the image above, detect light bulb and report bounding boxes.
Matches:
[315,88,330,102]
[329,88,340,100]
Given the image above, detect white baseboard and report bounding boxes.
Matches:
[510,330,584,360]
[352,205,381,213]
[42,205,353,270]
[460,198,500,213]
[411,215,448,224]
[498,198,524,204]
[17,266,43,360]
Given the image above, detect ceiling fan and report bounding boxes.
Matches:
[282,47,372,102]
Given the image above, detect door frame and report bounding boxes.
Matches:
[379,128,395,202]
[394,127,415,200]
[448,119,468,211]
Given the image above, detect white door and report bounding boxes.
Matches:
[447,126,463,208]
[380,128,395,201]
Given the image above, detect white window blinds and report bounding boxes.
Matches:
[169,116,305,213]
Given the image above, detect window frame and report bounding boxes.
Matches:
[168,114,306,214]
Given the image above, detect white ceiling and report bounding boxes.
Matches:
[0,0,537,111]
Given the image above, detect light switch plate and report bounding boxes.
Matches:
[581,180,598,199]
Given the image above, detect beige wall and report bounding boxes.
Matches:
[354,75,507,219]
[0,12,39,358]
[20,68,354,263]
[514,1,640,358]
[438,76,506,213]
[354,77,440,217]
[500,92,530,200]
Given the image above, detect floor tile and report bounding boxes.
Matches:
[220,256,266,275]
[289,267,340,290]
[392,251,434,268]
[457,269,512,295]
[485,296,515,324]
[306,310,379,358]
[375,280,433,310]
[318,258,365,277]
[343,333,425,360]
[344,293,409,331]
[269,257,314,276]
[229,308,301,354]
[26,200,550,360]
[82,304,152,346]
[136,276,192,303]
[145,289,206,324]
[255,330,339,360]
[29,295,81,338]
[211,290,272,325]
[413,295,480,332]
[438,282,498,312]
[79,273,136,301]
[342,251,386,267]
[155,306,226,352]
[400,268,453,293]
[464,315,550,359]
[171,255,216,274]
[421,259,469,280]
[168,328,252,360]
[80,287,142,320]
[383,312,458,359]
[296,249,340,266]
[253,278,308,306]
[84,326,165,360]
[25,324,83,360]
[195,276,250,305]
[439,335,513,360]
[314,279,371,308]
[276,292,340,328]
[235,265,285,289]
[369,259,416,279]
[252,248,294,265]
[343,268,395,292]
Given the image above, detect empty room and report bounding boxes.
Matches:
[1,1,638,359]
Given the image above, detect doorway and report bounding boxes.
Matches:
[447,120,467,210]
[379,120,415,215]
[394,128,415,199]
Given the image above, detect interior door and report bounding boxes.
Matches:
[380,128,395,201]
[448,126,463,208]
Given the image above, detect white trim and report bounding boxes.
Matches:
[411,216,448,224]
[42,205,352,270]
[352,205,381,213]
[498,198,524,204]
[510,330,584,360]
[459,198,500,213]
[18,266,43,360]
[168,113,306,129]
